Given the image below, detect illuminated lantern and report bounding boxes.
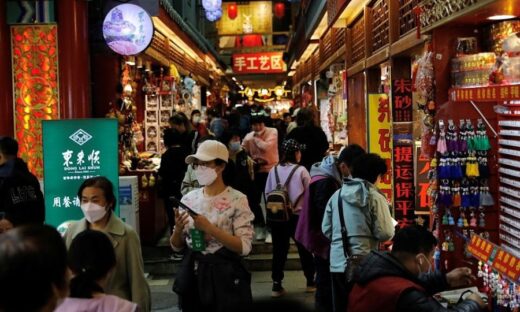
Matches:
[228,3,238,20]
[274,3,285,19]
[202,0,221,11]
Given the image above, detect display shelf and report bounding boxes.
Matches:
[498,157,520,169]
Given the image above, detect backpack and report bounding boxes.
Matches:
[266,165,300,223]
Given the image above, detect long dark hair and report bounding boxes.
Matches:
[0,225,68,312]
[68,230,116,298]
[77,176,116,211]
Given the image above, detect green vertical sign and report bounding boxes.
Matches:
[42,119,119,227]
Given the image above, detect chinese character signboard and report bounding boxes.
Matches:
[415,145,431,215]
[367,94,393,204]
[42,119,119,227]
[449,85,520,102]
[466,234,520,283]
[393,144,415,227]
[392,79,413,122]
[232,52,286,74]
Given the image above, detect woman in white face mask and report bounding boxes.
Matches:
[170,140,255,311]
[63,177,151,312]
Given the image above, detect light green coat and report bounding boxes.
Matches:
[64,213,151,312]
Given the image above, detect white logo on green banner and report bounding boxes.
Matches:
[43,119,119,227]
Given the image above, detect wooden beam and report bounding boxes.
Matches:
[390,32,428,56]
[347,60,366,76]
[366,46,390,68]
[388,0,400,44]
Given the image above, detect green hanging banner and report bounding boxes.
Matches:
[42,119,119,227]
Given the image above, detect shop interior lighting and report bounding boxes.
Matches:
[136,57,143,68]
[487,15,517,20]
[153,17,202,62]
[311,12,328,40]
[288,70,295,76]
[145,61,152,72]
[126,56,136,66]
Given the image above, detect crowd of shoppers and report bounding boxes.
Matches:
[0,105,489,312]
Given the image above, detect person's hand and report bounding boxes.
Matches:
[173,209,189,235]
[466,293,487,310]
[0,219,13,234]
[446,267,476,288]
[193,214,214,233]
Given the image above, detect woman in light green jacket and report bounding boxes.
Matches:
[64,176,151,312]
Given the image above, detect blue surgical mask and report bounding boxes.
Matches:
[229,142,241,152]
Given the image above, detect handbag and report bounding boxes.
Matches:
[337,190,365,283]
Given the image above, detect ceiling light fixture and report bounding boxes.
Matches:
[487,15,516,20]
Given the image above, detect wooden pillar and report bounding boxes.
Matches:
[57,0,90,119]
[0,3,13,136]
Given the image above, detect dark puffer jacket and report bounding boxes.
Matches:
[348,251,485,312]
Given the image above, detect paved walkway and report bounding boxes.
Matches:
[150,271,315,311]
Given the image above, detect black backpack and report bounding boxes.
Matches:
[266,165,300,223]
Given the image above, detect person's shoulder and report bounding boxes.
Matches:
[226,186,247,200]
[101,294,139,311]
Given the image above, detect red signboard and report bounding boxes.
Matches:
[466,234,520,283]
[232,52,287,74]
[392,79,413,122]
[415,145,431,215]
[449,85,520,102]
[467,234,494,263]
[393,144,415,227]
[492,249,520,282]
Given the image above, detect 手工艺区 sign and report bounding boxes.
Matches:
[232,52,287,74]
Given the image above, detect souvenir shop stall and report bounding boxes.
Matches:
[422,18,520,309]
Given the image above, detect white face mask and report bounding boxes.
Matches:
[193,116,201,124]
[195,165,218,186]
[80,202,107,223]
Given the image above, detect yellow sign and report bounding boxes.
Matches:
[217,2,273,35]
[367,94,393,203]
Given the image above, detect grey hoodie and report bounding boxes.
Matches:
[309,155,342,182]
[322,178,395,273]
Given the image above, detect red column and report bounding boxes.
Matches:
[57,0,90,119]
[0,3,13,136]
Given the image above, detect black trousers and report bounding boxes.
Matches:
[315,256,333,312]
[331,272,350,312]
[162,197,175,233]
[271,215,315,284]
[252,171,268,226]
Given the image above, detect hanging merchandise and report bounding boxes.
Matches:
[273,2,285,19]
[227,3,238,20]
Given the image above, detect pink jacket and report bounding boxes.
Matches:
[242,127,279,173]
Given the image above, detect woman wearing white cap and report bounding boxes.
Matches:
[170,139,255,312]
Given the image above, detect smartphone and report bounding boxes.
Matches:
[169,196,199,217]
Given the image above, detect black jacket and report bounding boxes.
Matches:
[287,125,329,171]
[0,158,45,226]
[158,146,189,199]
[229,150,255,203]
[351,251,485,312]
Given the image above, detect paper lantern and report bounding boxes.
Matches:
[274,3,285,19]
[202,0,222,12]
[228,3,238,20]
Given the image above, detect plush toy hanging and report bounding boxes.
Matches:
[437,120,447,154]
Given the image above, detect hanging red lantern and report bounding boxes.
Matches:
[228,3,238,20]
[274,3,285,19]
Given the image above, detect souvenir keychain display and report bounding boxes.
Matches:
[435,118,495,265]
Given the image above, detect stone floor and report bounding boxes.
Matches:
[149,271,315,311]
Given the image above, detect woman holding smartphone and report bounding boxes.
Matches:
[170,139,255,312]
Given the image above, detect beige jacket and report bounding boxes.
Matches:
[64,214,151,312]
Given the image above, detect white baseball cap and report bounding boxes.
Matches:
[185,140,229,164]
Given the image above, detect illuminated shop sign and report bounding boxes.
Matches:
[102,4,154,56]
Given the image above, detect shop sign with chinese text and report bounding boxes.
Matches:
[449,85,520,102]
[42,119,119,227]
[368,94,393,204]
[392,79,413,122]
[415,144,431,215]
[393,143,415,227]
[232,52,287,74]
[467,234,520,283]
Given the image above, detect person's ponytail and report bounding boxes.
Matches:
[69,268,104,298]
